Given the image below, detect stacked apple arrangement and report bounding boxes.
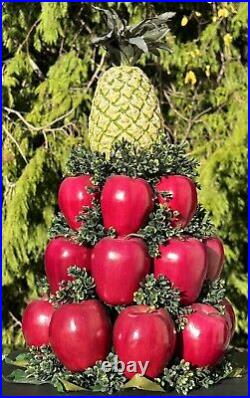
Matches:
[22,169,236,384]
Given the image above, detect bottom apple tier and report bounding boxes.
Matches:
[3,347,247,395]
[4,268,246,396]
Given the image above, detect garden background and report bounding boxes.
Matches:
[2,2,248,350]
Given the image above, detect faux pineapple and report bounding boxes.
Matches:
[89,8,175,155]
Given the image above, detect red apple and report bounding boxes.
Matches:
[49,300,111,371]
[45,237,91,294]
[180,303,230,367]
[101,175,154,235]
[22,299,55,347]
[204,237,225,280]
[91,237,151,305]
[222,298,236,339]
[154,238,207,305]
[113,305,176,379]
[155,175,197,228]
[58,175,97,230]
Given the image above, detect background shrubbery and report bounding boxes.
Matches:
[2,2,248,349]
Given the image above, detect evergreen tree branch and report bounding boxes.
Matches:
[3,107,74,132]
[3,125,28,164]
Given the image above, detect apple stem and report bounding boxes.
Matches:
[125,233,145,239]
[147,306,156,313]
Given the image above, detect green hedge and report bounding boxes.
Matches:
[2,2,247,349]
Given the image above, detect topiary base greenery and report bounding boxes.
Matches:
[5,138,244,394]
[6,345,236,395]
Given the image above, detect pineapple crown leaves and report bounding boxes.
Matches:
[49,266,96,305]
[92,7,175,65]
[133,274,181,316]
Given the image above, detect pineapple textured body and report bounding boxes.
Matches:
[89,66,163,155]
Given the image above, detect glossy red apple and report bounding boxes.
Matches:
[223,298,236,338]
[155,175,197,228]
[91,237,151,305]
[45,237,91,294]
[49,300,111,371]
[101,175,154,235]
[58,175,97,230]
[204,237,225,280]
[180,303,230,367]
[113,305,176,379]
[154,238,207,305]
[22,299,55,347]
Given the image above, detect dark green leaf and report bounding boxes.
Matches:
[5,369,47,385]
[5,352,32,368]
[129,37,148,53]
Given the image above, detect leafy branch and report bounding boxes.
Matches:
[6,347,241,395]
[48,204,116,247]
[48,212,73,240]
[66,146,108,186]
[3,106,74,134]
[138,204,214,257]
[182,205,215,239]
[175,306,194,332]
[6,348,126,394]
[199,278,226,312]
[77,202,116,246]
[158,356,233,395]
[66,352,126,393]
[66,137,199,186]
[134,274,181,316]
[50,266,96,305]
